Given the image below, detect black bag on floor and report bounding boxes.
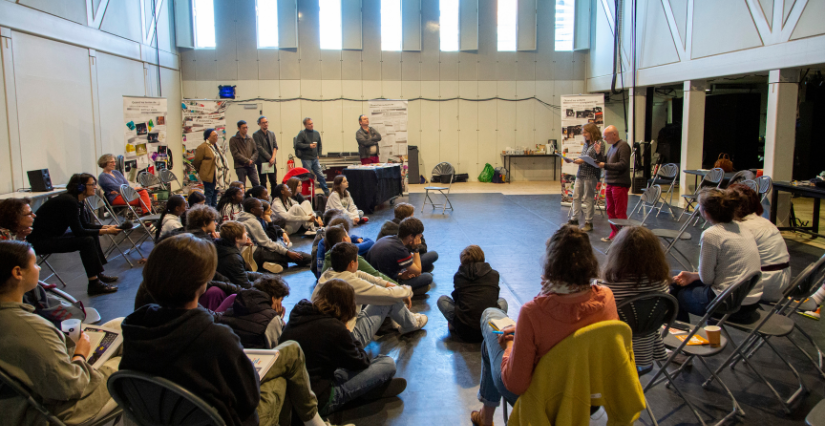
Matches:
[314,193,327,212]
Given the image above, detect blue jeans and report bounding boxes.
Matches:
[478,308,519,407]
[301,158,329,194]
[437,296,508,323]
[352,303,419,347]
[399,272,433,293]
[671,281,716,322]
[420,251,439,273]
[324,355,396,415]
[202,180,218,207]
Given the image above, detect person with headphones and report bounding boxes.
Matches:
[27,173,122,295]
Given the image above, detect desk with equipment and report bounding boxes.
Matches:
[770,181,825,239]
[342,164,403,214]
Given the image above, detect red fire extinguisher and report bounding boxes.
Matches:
[287,154,295,171]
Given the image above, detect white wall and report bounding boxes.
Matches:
[0,0,182,190]
[181,0,589,182]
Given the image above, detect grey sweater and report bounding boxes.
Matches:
[295,129,322,160]
[237,212,288,255]
[603,140,632,187]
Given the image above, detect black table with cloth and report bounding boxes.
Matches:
[342,165,403,214]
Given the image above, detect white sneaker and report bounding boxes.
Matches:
[303,229,317,236]
[262,262,284,273]
[415,313,428,329]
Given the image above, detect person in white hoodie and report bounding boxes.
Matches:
[156,195,187,240]
[325,175,367,224]
[272,184,319,235]
[315,242,426,346]
[237,197,312,271]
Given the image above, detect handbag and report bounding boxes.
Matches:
[714,153,734,172]
[23,283,87,327]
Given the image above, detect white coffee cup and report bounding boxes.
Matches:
[61,319,82,343]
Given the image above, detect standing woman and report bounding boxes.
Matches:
[27,173,122,295]
[97,154,152,212]
[0,198,35,241]
[326,175,367,224]
[569,123,606,232]
[597,125,631,242]
[271,184,319,236]
[193,128,228,208]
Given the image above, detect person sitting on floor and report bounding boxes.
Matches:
[316,216,374,270]
[261,201,291,245]
[188,190,207,206]
[728,184,791,304]
[366,217,434,295]
[97,153,152,212]
[217,186,245,223]
[237,198,312,272]
[672,189,762,324]
[319,225,395,282]
[218,275,290,349]
[0,240,124,426]
[310,209,345,277]
[376,202,436,272]
[0,198,35,241]
[120,234,340,426]
[469,225,619,426]
[280,279,407,416]
[215,221,266,287]
[316,242,426,342]
[271,184,320,236]
[326,175,367,224]
[246,185,269,201]
[156,195,187,240]
[27,173,122,295]
[176,204,220,242]
[600,226,671,367]
[437,245,505,343]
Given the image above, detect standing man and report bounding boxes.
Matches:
[193,128,228,207]
[294,117,329,196]
[253,116,279,191]
[598,125,631,242]
[355,114,382,164]
[229,120,259,188]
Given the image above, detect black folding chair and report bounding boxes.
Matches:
[120,185,161,247]
[678,168,724,222]
[37,254,67,288]
[651,207,699,271]
[631,163,679,218]
[84,195,145,267]
[108,370,226,426]
[808,399,825,426]
[645,274,760,426]
[616,292,679,426]
[606,185,662,254]
[0,364,121,426]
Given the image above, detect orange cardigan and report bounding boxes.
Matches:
[501,285,619,395]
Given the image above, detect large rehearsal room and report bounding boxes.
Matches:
[3,0,825,425]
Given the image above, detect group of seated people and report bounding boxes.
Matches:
[0,176,800,425]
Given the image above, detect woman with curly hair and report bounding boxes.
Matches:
[0,198,35,241]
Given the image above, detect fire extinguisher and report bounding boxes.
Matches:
[287,154,295,171]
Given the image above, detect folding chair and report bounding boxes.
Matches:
[605,185,662,254]
[120,185,161,247]
[0,364,121,426]
[756,175,773,203]
[678,168,725,222]
[137,170,166,191]
[740,179,759,193]
[37,254,67,288]
[616,292,679,426]
[631,163,679,218]
[645,274,760,426]
[85,195,146,267]
[725,170,755,188]
[422,162,454,214]
[651,207,697,271]
[159,169,183,194]
[108,370,226,426]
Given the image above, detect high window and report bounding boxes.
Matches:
[256,0,279,48]
[555,0,575,51]
[439,0,459,51]
[497,0,517,51]
[319,0,343,50]
[381,0,403,51]
[193,0,216,49]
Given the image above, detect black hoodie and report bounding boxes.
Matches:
[215,238,254,288]
[120,305,260,426]
[279,300,371,408]
[218,289,279,349]
[451,262,501,342]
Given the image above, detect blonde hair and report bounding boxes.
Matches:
[97,154,115,169]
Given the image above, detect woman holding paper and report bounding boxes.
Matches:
[470,226,619,426]
[568,123,606,233]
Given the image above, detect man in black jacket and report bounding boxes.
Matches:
[253,116,279,192]
[219,275,290,349]
[294,118,329,195]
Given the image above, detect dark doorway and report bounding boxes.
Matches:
[702,93,762,170]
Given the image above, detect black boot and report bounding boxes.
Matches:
[88,279,118,296]
[98,273,119,284]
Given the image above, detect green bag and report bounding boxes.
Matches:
[478,163,495,182]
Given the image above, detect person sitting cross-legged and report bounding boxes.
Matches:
[237,197,312,271]
[366,217,433,295]
[215,221,266,288]
[316,215,374,269]
[316,242,427,343]
[319,225,395,282]
[120,234,349,426]
[218,275,290,349]
[375,202,437,272]
[280,279,407,416]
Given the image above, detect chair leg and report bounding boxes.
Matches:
[695,356,746,424]
[40,257,68,288]
[645,359,709,426]
[786,332,825,380]
[502,397,508,426]
[644,396,660,426]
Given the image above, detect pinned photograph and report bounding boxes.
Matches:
[156,116,166,125]
[147,132,160,143]
[135,143,148,156]
[135,122,148,135]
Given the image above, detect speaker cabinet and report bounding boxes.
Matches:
[27,169,53,192]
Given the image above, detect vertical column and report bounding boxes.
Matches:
[679,80,707,205]
[1,27,24,191]
[627,87,646,144]
[764,69,798,224]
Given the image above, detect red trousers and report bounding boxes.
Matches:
[111,189,152,212]
[360,156,380,165]
[605,185,629,239]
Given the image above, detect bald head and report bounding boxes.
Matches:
[603,125,620,144]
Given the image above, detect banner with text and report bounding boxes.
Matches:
[560,94,605,206]
[368,99,408,162]
[123,97,168,181]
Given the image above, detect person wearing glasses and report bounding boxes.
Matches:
[97,154,152,213]
[27,173,122,295]
[0,198,36,242]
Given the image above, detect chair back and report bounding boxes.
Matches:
[727,170,755,187]
[657,163,679,180]
[701,168,725,189]
[740,179,759,193]
[84,194,107,211]
[756,175,773,200]
[432,162,455,189]
[159,170,180,189]
[616,292,679,339]
[779,252,825,313]
[705,273,761,318]
[0,364,68,426]
[120,185,140,203]
[107,370,226,426]
[137,172,163,189]
[641,184,662,207]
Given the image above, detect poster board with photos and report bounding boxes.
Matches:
[560,94,605,206]
[123,97,168,180]
[182,100,229,186]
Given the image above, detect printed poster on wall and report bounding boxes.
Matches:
[559,94,605,206]
[368,99,408,162]
[182,100,230,187]
[123,97,168,181]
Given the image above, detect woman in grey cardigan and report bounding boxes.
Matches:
[0,240,123,425]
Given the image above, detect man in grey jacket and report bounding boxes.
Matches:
[598,125,631,242]
[229,120,259,187]
[355,114,382,164]
[294,117,329,195]
[253,116,279,192]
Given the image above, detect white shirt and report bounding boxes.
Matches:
[739,213,791,303]
[699,221,762,305]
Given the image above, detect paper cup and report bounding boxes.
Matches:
[704,325,721,347]
[61,319,82,343]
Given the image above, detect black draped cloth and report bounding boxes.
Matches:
[342,165,403,214]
